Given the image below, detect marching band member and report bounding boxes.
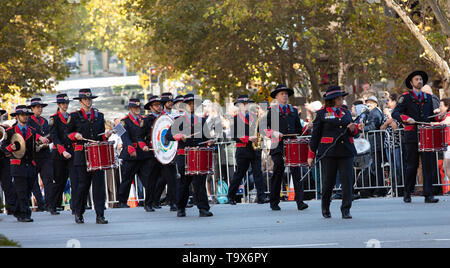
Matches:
[142,95,163,211]
[153,93,178,211]
[66,89,113,224]
[0,109,16,215]
[438,99,450,182]
[307,86,362,219]
[117,98,152,210]
[227,95,269,205]
[28,98,54,212]
[165,94,214,217]
[2,105,49,222]
[48,94,73,215]
[263,84,308,211]
[392,71,439,204]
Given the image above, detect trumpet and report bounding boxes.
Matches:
[252,112,262,151]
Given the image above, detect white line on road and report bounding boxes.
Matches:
[253,243,339,248]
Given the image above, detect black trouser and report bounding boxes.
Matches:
[175,156,209,211]
[370,150,386,195]
[0,158,16,212]
[404,143,436,197]
[153,163,178,206]
[49,159,72,210]
[270,153,304,207]
[13,164,37,219]
[321,157,354,213]
[228,153,266,201]
[72,167,105,217]
[144,158,162,207]
[118,159,151,204]
[32,158,54,209]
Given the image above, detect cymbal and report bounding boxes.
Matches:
[11,133,26,159]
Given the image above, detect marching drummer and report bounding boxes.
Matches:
[66,88,113,224]
[227,95,269,205]
[307,86,362,219]
[152,92,178,211]
[392,71,439,204]
[48,94,74,215]
[165,94,214,218]
[263,84,308,211]
[2,105,50,222]
[117,98,153,210]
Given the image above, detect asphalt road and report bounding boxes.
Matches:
[1,196,450,248]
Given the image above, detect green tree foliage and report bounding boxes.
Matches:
[0,0,87,98]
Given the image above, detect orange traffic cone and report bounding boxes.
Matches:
[127,182,139,208]
[288,177,295,201]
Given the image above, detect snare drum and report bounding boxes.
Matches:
[418,125,448,152]
[85,141,117,172]
[283,138,310,167]
[185,147,214,175]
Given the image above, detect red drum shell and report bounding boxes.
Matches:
[283,138,310,167]
[418,125,448,152]
[85,141,116,172]
[185,147,214,175]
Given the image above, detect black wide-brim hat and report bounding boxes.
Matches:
[234,95,255,106]
[173,95,185,104]
[28,98,48,108]
[183,94,201,103]
[73,88,98,100]
[144,96,162,110]
[323,86,348,100]
[128,98,142,108]
[11,105,34,117]
[0,109,6,116]
[161,93,174,103]
[55,94,71,104]
[270,84,294,99]
[405,70,428,89]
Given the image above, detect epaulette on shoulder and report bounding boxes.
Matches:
[6,126,13,131]
[402,92,410,96]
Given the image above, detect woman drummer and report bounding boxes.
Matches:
[307,86,363,219]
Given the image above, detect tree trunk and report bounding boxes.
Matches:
[384,0,450,97]
[303,59,321,101]
[425,0,450,47]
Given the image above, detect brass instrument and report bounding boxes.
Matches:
[252,112,262,151]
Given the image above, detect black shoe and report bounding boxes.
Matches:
[297,202,309,211]
[177,209,186,217]
[199,209,213,217]
[119,202,130,208]
[18,217,34,223]
[36,206,46,212]
[425,197,439,203]
[96,216,109,224]
[342,211,352,219]
[144,205,155,212]
[170,205,178,212]
[257,197,270,204]
[270,204,281,211]
[75,214,84,224]
[152,203,162,209]
[229,200,237,205]
[49,208,60,215]
[403,196,412,203]
[322,210,331,219]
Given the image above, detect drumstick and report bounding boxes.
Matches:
[82,138,98,143]
[415,121,434,125]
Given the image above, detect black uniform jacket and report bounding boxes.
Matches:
[65,108,107,167]
[2,123,41,176]
[49,111,74,161]
[28,115,51,159]
[119,113,153,161]
[232,111,261,159]
[392,90,436,144]
[308,107,359,159]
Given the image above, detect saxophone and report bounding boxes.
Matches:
[252,112,262,151]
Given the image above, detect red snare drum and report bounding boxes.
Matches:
[418,125,448,152]
[283,138,310,167]
[85,141,117,172]
[185,147,214,175]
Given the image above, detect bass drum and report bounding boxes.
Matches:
[353,138,372,169]
[151,114,178,165]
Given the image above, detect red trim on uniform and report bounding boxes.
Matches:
[404,125,415,131]
[264,129,274,138]
[32,161,36,166]
[74,145,84,151]
[352,124,359,136]
[128,146,136,155]
[308,147,316,159]
[80,108,94,121]
[11,159,21,165]
[349,137,354,143]
[138,142,147,150]
[57,111,68,124]
[6,143,15,153]
[236,143,247,148]
[177,149,185,155]
[240,136,250,144]
[400,115,411,123]
[320,137,334,144]
[57,144,66,155]
[68,132,79,141]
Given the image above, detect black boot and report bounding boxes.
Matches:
[297,202,309,211]
[177,208,186,217]
[49,208,60,215]
[403,195,412,203]
[144,205,155,212]
[96,216,109,224]
[170,204,178,212]
[199,209,213,217]
[75,214,84,224]
[342,210,352,219]
[425,196,439,203]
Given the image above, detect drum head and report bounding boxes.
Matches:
[152,114,178,164]
[354,138,371,155]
